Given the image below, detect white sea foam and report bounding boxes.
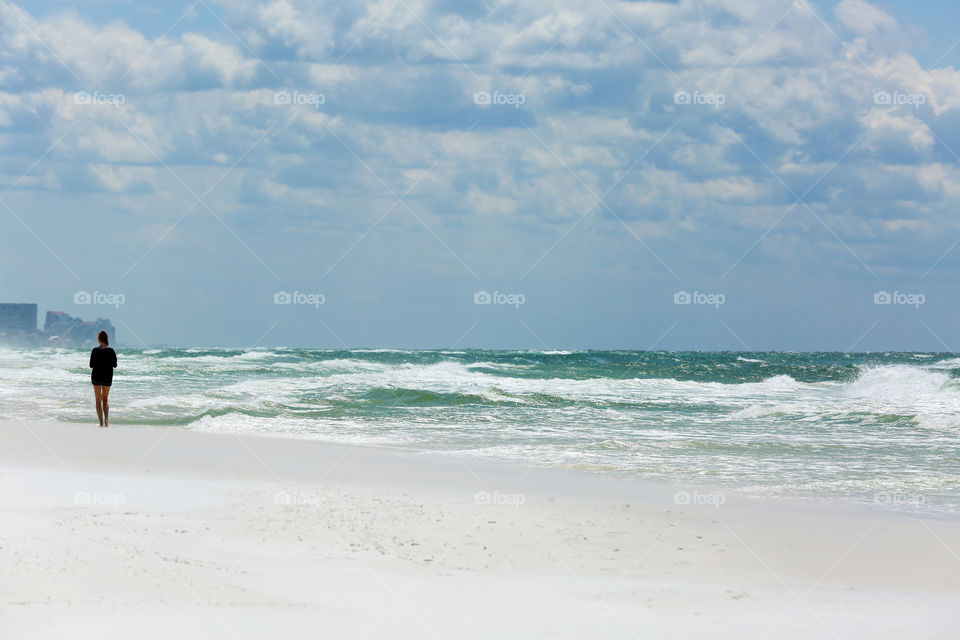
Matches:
[731,403,795,419]
[348,348,416,354]
[309,358,394,372]
[844,365,950,399]
[465,361,536,371]
[926,357,960,370]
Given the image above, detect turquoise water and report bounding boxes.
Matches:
[2,347,959,514]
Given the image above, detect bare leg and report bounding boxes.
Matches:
[94,386,104,426]
[101,385,111,427]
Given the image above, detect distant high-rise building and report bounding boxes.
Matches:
[0,303,37,333]
[0,304,115,347]
[44,310,80,337]
[44,311,115,346]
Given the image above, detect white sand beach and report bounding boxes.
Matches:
[1,420,958,639]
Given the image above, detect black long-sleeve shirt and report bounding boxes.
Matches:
[89,346,117,386]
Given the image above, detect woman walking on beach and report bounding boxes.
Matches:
[90,330,117,427]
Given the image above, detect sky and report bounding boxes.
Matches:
[2,0,960,350]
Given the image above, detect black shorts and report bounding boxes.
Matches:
[91,375,113,387]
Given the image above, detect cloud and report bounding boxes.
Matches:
[835,0,899,36]
[87,164,156,193]
[862,108,935,158]
[0,3,261,91]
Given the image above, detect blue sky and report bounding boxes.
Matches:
[2,0,960,350]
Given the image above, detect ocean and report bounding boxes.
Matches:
[2,347,958,515]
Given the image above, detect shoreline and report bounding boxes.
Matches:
[41,416,960,521]
[2,420,959,638]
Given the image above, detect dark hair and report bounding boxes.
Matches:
[98,330,109,346]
